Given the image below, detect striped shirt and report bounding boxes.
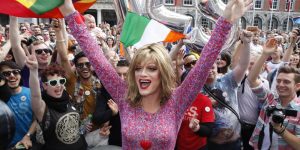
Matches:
[249,83,300,150]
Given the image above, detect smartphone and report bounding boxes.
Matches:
[246,26,259,33]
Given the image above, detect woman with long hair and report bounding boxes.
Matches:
[58,0,252,149]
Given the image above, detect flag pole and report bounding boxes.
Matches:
[252,0,256,26]
[195,0,198,27]
[286,0,291,32]
[269,0,274,30]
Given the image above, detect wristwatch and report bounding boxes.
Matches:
[26,133,31,137]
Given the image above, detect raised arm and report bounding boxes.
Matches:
[0,40,11,61]
[248,38,277,88]
[52,19,73,78]
[232,30,252,83]
[169,40,184,60]
[26,55,45,122]
[282,29,299,62]
[9,16,27,67]
[59,0,127,104]
[174,0,252,118]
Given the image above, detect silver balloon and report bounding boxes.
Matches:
[146,0,193,33]
[184,0,239,52]
[113,0,148,24]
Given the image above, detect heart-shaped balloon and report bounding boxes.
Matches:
[140,139,152,150]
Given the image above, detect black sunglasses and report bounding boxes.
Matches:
[35,48,53,55]
[2,70,21,77]
[50,34,56,36]
[76,62,91,69]
[45,78,66,87]
[184,60,197,68]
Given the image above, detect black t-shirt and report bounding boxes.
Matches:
[39,103,87,150]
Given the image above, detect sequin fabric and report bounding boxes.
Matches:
[66,11,232,150]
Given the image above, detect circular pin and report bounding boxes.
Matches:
[205,107,210,112]
[222,92,228,97]
[20,96,26,102]
[85,90,90,96]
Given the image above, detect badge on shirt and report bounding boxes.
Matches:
[85,90,90,96]
[205,107,210,112]
[20,96,26,102]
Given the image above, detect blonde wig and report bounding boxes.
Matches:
[126,43,176,107]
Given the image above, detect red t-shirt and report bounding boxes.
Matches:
[177,93,215,150]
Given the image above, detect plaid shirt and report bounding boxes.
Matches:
[249,83,300,150]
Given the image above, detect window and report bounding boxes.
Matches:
[201,17,212,29]
[222,0,229,4]
[285,0,294,11]
[282,18,293,31]
[240,17,247,29]
[268,18,278,30]
[253,17,262,29]
[271,0,279,10]
[165,0,175,5]
[254,0,262,9]
[183,0,193,6]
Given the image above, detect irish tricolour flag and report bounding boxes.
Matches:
[0,0,95,18]
[121,12,185,49]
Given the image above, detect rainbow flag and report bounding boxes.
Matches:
[0,0,96,18]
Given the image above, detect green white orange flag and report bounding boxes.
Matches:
[120,12,185,49]
[0,0,96,18]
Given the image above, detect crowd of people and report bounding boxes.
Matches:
[0,0,300,149]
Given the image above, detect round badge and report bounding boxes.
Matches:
[20,96,26,102]
[85,90,90,96]
[205,107,210,112]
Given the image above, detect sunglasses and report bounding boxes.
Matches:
[21,28,27,31]
[184,60,197,68]
[45,78,66,87]
[50,34,56,36]
[76,62,91,69]
[35,49,53,55]
[2,70,21,77]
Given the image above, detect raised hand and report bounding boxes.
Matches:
[25,55,38,71]
[107,99,119,116]
[223,0,253,23]
[239,30,253,44]
[289,29,299,45]
[262,38,277,55]
[58,0,76,17]
[51,18,63,32]
[176,48,185,67]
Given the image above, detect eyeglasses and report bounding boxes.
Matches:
[76,62,91,69]
[21,28,27,31]
[184,60,197,68]
[35,49,53,55]
[2,70,21,77]
[45,78,66,87]
[50,34,56,37]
